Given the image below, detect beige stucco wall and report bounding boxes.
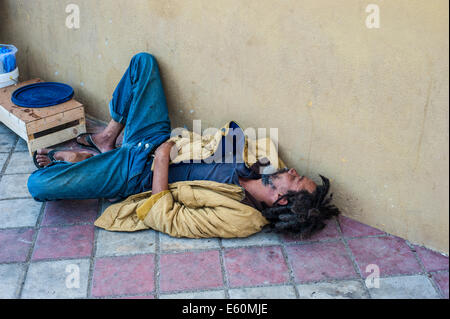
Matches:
[1,0,448,253]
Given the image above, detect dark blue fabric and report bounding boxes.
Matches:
[3,54,16,72]
[0,45,16,72]
[133,159,260,195]
[11,82,74,108]
[0,46,11,54]
[167,161,257,185]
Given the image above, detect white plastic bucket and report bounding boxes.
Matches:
[0,44,18,74]
[0,67,19,88]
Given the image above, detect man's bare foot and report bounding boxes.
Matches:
[35,148,94,168]
[76,119,124,153]
[76,133,116,153]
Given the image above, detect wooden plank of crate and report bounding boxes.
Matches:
[26,106,85,135]
[0,97,83,125]
[24,99,83,122]
[27,121,87,155]
[0,104,28,140]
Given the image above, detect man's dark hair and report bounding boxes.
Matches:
[260,175,340,238]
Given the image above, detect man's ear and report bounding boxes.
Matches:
[288,168,299,177]
[276,194,288,206]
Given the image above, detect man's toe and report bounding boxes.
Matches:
[36,154,50,166]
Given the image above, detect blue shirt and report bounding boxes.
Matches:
[135,158,260,194]
[168,160,258,185]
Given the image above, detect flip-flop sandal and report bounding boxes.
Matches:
[75,133,101,153]
[32,149,63,169]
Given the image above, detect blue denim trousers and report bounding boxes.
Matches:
[28,53,171,202]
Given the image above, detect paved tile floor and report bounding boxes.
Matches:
[0,121,448,299]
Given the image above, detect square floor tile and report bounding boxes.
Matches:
[92,254,155,297]
[281,219,340,243]
[4,152,36,174]
[160,290,226,299]
[160,250,223,292]
[286,241,357,283]
[297,280,369,299]
[0,153,8,169]
[0,228,34,263]
[0,263,26,298]
[0,174,31,199]
[368,275,440,299]
[96,229,156,257]
[221,227,281,247]
[348,236,421,278]
[42,199,99,226]
[338,215,385,237]
[414,245,449,272]
[229,285,296,299]
[14,138,29,152]
[159,232,219,251]
[0,123,13,134]
[224,246,290,287]
[0,133,16,152]
[0,198,42,228]
[431,271,449,299]
[22,259,90,298]
[32,225,94,260]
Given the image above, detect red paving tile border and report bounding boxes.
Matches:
[347,236,422,278]
[0,228,34,263]
[92,254,156,297]
[338,215,385,237]
[159,250,223,293]
[223,246,290,287]
[431,271,449,299]
[42,199,99,226]
[285,241,357,283]
[32,225,95,260]
[281,219,341,243]
[414,245,449,272]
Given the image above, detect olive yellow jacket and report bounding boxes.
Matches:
[94,121,286,238]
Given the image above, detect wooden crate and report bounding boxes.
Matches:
[0,78,86,155]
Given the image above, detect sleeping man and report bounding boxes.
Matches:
[28,53,339,238]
